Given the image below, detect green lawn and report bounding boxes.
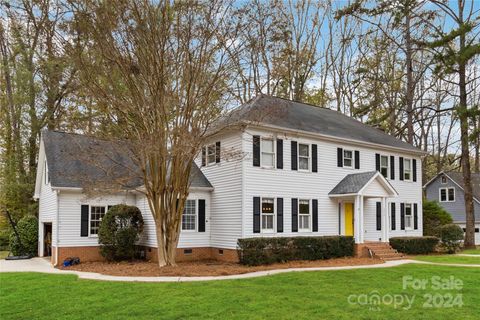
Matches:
[461,248,480,255]
[1,265,479,319]
[414,255,480,265]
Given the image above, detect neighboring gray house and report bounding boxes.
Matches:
[424,171,480,244]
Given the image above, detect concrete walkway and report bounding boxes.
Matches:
[0,258,477,282]
[455,254,480,257]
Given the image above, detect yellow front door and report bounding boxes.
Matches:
[344,203,354,236]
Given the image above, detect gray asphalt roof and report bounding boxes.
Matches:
[329,171,378,195]
[445,171,480,202]
[217,95,421,153]
[42,130,212,190]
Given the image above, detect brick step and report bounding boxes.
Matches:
[365,242,404,261]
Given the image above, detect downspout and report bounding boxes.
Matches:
[55,190,60,266]
[240,131,246,240]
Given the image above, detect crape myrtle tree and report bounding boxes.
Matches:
[70,0,238,266]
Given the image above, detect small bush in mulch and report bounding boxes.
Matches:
[390,236,439,255]
[237,236,354,266]
[436,224,464,254]
[98,205,144,261]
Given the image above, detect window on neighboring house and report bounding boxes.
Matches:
[380,155,389,178]
[405,203,413,230]
[261,138,275,168]
[182,199,196,231]
[207,144,216,165]
[298,199,311,231]
[343,150,353,168]
[90,206,106,236]
[298,143,310,171]
[403,158,412,181]
[440,187,455,202]
[261,198,275,232]
[441,176,447,184]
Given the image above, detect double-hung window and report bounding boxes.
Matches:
[380,155,389,178]
[298,143,310,171]
[403,158,412,181]
[261,198,275,232]
[343,150,353,168]
[207,144,216,165]
[261,139,275,168]
[298,199,311,231]
[439,187,455,202]
[405,203,413,230]
[182,199,197,231]
[90,206,106,236]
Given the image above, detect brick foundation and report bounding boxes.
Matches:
[354,244,370,258]
[53,245,239,265]
[144,246,239,263]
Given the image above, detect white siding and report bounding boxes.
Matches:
[242,128,423,241]
[136,191,212,248]
[195,131,243,249]
[38,167,58,254]
[57,191,136,247]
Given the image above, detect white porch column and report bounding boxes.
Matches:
[359,195,364,243]
[381,197,388,242]
[354,195,362,244]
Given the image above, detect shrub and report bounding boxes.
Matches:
[98,205,144,261]
[422,199,453,236]
[237,236,354,266]
[0,228,10,251]
[390,236,439,254]
[436,224,464,253]
[9,215,38,256]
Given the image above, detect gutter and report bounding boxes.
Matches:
[244,121,427,156]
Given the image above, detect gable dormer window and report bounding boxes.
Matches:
[261,138,275,168]
[298,143,310,171]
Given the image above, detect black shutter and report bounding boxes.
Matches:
[376,202,381,231]
[390,156,395,180]
[337,148,343,167]
[277,198,283,232]
[375,153,380,172]
[198,199,206,232]
[215,141,221,163]
[253,136,260,167]
[414,203,418,230]
[291,141,298,170]
[312,144,318,172]
[276,139,283,169]
[312,199,318,232]
[253,197,260,233]
[201,147,206,167]
[399,157,404,181]
[400,203,405,230]
[291,198,298,232]
[81,205,89,237]
[391,202,396,231]
[355,150,360,169]
[413,159,417,182]
[107,205,113,211]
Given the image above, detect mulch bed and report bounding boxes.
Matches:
[59,257,382,277]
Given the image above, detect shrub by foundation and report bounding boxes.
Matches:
[237,236,354,266]
[389,236,439,254]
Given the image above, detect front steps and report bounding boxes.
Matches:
[365,242,404,261]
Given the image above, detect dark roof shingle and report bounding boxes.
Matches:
[218,95,421,153]
[445,171,480,202]
[329,171,378,195]
[42,130,212,190]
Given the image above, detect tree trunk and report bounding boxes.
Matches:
[405,12,414,144]
[458,0,475,248]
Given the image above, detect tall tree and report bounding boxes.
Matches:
[71,0,237,266]
[423,0,480,247]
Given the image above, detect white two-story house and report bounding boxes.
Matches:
[35,95,425,265]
